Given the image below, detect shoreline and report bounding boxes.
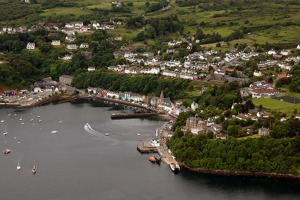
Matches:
[3,93,300,181]
[180,163,300,181]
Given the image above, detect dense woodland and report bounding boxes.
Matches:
[167,130,300,175]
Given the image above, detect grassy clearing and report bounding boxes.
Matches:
[107,27,142,39]
[252,98,300,115]
[238,134,261,140]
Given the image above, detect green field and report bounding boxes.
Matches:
[252,98,300,115]
[41,7,91,16]
[2,0,300,48]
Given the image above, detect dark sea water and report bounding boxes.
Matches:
[0,100,300,200]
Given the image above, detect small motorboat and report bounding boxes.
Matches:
[17,160,21,171]
[38,119,42,123]
[137,133,140,136]
[51,130,58,134]
[169,162,180,174]
[149,155,156,163]
[105,132,110,136]
[3,148,11,154]
[32,164,37,173]
[30,119,34,121]
[58,121,62,124]
[154,155,162,164]
[1,120,4,123]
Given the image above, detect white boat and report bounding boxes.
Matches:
[37,116,41,118]
[137,133,141,136]
[32,164,37,173]
[17,160,21,171]
[30,119,34,121]
[105,132,110,136]
[19,115,22,121]
[58,121,62,124]
[21,122,24,125]
[3,125,7,136]
[51,130,58,134]
[38,119,42,123]
[1,120,4,123]
[3,148,11,154]
[169,162,180,174]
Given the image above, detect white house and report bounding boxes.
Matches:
[191,102,198,111]
[61,54,73,60]
[88,67,96,71]
[253,70,262,77]
[65,23,74,29]
[34,87,42,93]
[26,43,35,50]
[162,70,177,78]
[51,40,61,46]
[268,49,276,55]
[107,91,119,99]
[74,22,84,29]
[140,68,160,74]
[66,44,77,50]
[65,36,75,42]
[80,43,89,49]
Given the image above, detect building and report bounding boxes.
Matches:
[88,67,96,71]
[66,44,77,50]
[51,40,61,46]
[186,117,207,134]
[59,75,74,85]
[258,127,269,136]
[26,43,35,50]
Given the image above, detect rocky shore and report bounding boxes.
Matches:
[180,163,300,181]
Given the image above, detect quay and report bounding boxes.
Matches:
[111,113,160,119]
[137,142,158,153]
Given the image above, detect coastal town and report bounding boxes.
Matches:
[1,0,300,179]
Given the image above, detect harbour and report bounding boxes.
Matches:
[0,101,300,200]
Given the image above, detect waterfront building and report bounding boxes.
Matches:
[59,75,74,85]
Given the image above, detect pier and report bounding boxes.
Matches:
[111,113,159,119]
[137,142,158,153]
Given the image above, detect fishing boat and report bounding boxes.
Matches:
[32,164,37,173]
[17,160,21,171]
[149,155,156,163]
[3,148,11,154]
[154,155,162,164]
[169,162,180,174]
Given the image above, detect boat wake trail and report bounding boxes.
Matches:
[84,123,103,137]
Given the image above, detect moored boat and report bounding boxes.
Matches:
[3,148,11,154]
[169,162,180,174]
[154,155,161,164]
[149,155,156,163]
[17,160,21,171]
[32,164,37,173]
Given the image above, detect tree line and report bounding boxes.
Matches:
[167,129,300,175]
[72,70,190,100]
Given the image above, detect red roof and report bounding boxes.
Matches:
[277,74,287,80]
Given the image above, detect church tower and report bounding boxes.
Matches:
[159,91,164,105]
